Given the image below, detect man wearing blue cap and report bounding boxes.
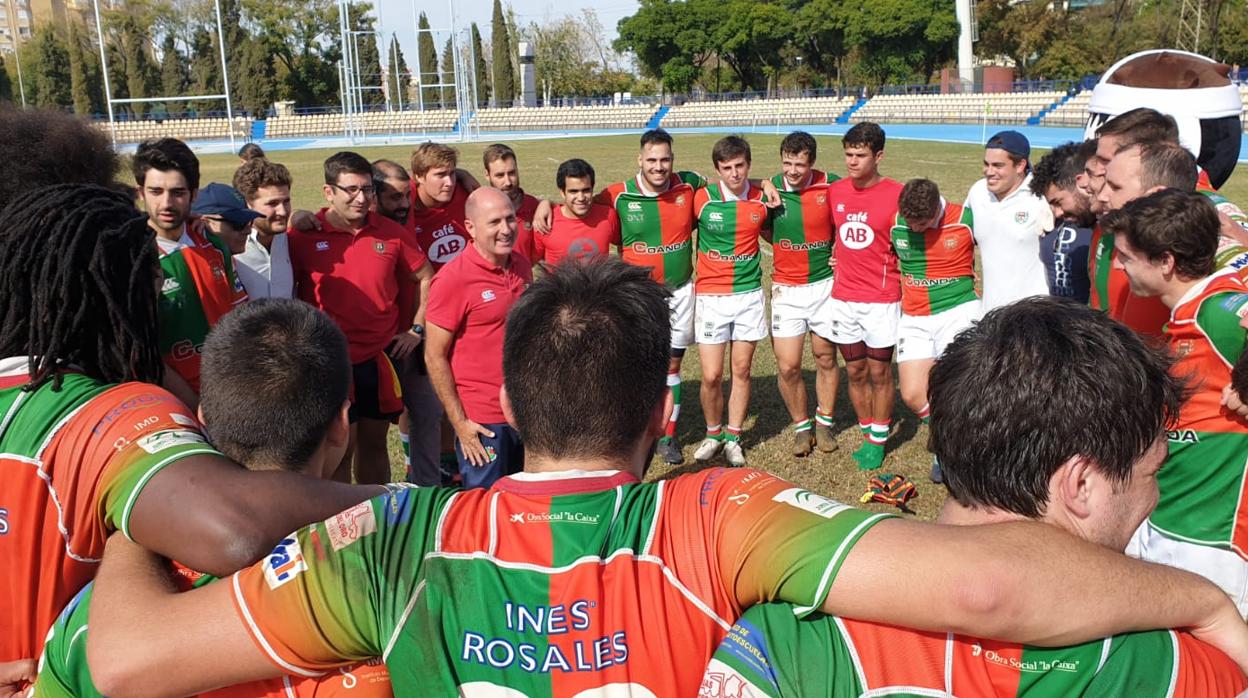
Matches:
[964,130,1053,310]
[192,182,264,257]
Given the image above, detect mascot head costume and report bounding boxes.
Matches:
[1085,49,1243,189]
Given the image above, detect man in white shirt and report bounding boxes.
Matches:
[232,157,295,299]
[964,131,1053,309]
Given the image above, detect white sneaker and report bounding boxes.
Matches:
[722,440,746,467]
[694,437,723,463]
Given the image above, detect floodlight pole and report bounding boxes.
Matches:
[91,0,116,145]
[212,0,237,152]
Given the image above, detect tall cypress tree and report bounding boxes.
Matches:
[441,37,454,110]
[490,0,514,107]
[0,55,12,103]
[387,34,410,108]
[187,27,220,114]
[471,22,489,108]
[159,34,189,117]
[32,25,71,109]
[417,12,439,109]
[67,22,94,115]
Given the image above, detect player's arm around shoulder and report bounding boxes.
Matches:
[1196,291,1248,368]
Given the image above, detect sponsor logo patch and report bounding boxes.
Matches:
[482,289,497,302]
[316,241,331,251]
[263,537,307,589]
[772,487,850,519]
[136,429,205,454]
[325,501,377,551]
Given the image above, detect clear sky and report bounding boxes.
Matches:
[373,0,640,73]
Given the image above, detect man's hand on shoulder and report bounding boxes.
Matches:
[290,210,322,232]
[0,659,34,698]
[533,199,554,234]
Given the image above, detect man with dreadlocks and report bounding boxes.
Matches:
[133,138,248,409]
[0,184,380,685]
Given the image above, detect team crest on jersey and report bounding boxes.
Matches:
[750,212,761,223]
[1175,340,1195,358]
[676,195,686,206]
[944,237,958,249]
[374,242,386,254]
[1014,211,1030,225]
[816,194,827,206]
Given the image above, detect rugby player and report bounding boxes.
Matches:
[483,143,540,263]
[232,157,295,299]
[891,179,979,483]
[191,183,262,258]
[1105,190,1248,618]
[288,151,435,485]
[408,142,479,270]
[766,131,840,456]
[88,259,1248,697]
[532,158,620,269]
[135,138,248,409]
[692,136,770,467]
[425,188,532,488]
[34,299,391,697]
[1029,142,1094,302]
[0,183,375,678]
[702,297,1248,697]
[827,122,903,470]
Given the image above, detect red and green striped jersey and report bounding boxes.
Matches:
[230,468,891,697]
[891,202,978,316]
[0,360,218,663]
[1153,270,1248,560]
[695,182,768,294]
[701,604,1246,697]
[768,172,835,286]
[157,223,248,392]
[597,171,706,288]
[1086,225,1171,339]
[34,573,392,698]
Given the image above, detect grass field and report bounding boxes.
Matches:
[195,133,1248,521]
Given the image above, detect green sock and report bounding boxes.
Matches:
[706,425,724,441]
[793,418,813,433]
[725,425,742,442]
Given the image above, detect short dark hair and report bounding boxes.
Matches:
[1128,140,1198,192]
[639,128,673,150]
[483,143,516,169]
[200,299,350,470]
[0,107,122,204]
[712,135,751,165]
[238,143,265,161]
[372,159,410,192]
[781,131,817,161]
[1029,142,1084,198]
[898,178,941,226]
[843,122,885,154]
[1101,189,1219,280]
[233,158,293,201]
[324,151,372,186]
[133,138,201,191]
[929,296,1184,518]
[556,158,595,191]
[504,258,670,461]
[1077,138,1099,164]
[1098,108,1179,147]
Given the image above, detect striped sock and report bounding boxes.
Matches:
[706,424,724,441]
[815,409,834,428]
[858,420,871,436]
[917,403,931,425]
[793,418,813,433]
[725,425,742,442]
[666,372,682,438]
[868,421,890,445]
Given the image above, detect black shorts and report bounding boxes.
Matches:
[348,353,403,423]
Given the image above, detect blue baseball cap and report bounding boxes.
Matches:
[985,130,1031,160]
[192,183,264,228]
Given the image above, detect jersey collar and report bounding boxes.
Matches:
[495,469,640,496]
[634,173,673,197]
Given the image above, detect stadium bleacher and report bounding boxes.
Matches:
[94,116,251,144]
[265,109,461,138]
[661,96,857,128]
[1041,91,1092,128]
[469,104,658,131]
[851,91,1066,125]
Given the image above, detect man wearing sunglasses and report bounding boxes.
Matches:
[288,151,435,485]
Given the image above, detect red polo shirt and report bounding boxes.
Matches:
[289,209,428,364]
[426,244,532,424]
[534,203,620,267]
[512,190,540,264]
[409,184,470,270]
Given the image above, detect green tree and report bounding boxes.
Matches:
[187,27,220,113]
[491,0,515,106]
[0,55,13,103]
[30,24,72,109]
[386,34,410,108]
[842,0,958,86]
[793,0,848,87]
[441,36,455,108]
[616,0,718,93]
[236,37,277,115]
[67,22,100,115]
[417,12,440,108]
[349,4,383,107]
[471,22,490,107]
[159,34,190,117]
[240,0,340,107]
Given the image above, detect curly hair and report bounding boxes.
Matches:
[0,106,121,206]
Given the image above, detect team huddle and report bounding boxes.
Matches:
[4,101,1248,697]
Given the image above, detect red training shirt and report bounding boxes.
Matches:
[828,177,904,303]
[534,204,621,267]
[426,244,532,424]
[289,209,429,364]
[410,184,470,270]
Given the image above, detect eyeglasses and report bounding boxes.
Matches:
[330,183,375,199]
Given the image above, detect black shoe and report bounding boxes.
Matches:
[656,436,684,465]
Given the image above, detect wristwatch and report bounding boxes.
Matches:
[411,323,425,336]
